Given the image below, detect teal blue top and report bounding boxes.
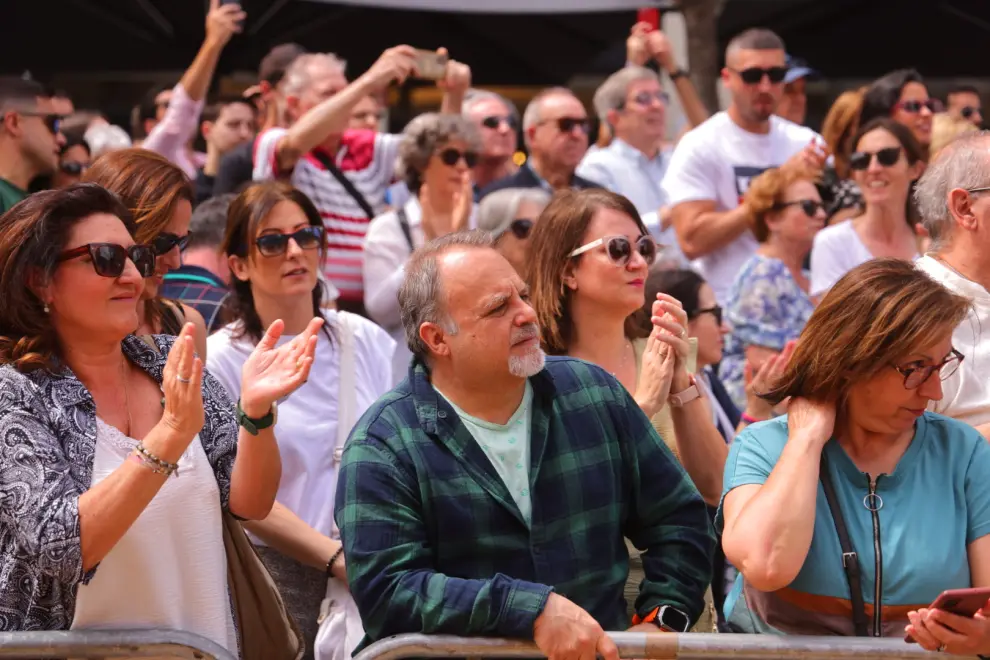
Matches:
[718,412,990,636]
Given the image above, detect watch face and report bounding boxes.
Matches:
[659,606,690,632]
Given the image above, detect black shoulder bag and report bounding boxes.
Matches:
[395,207,415,253]
[311,151,375,220]
[819,452,871,636]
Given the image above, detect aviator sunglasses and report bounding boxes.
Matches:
[255,226,325,257]
[569,235,658,266]
[58,242,157,278]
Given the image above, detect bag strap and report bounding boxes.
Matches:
[819,452,871,636]
[312,150,375,220]
[331,313,357,539]
[396,207,415,253]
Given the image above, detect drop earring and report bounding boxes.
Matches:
[43,303,49,313]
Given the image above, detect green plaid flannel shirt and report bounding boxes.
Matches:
[334,356,715,646]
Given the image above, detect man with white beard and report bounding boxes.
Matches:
[334,231,714,654]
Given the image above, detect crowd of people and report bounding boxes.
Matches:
[3,2,990,660]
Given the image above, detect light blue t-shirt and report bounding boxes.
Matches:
[438,382,534,525]
[718,412,990,636]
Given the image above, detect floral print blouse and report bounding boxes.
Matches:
[0,334,237,631]
[721,254,815,411]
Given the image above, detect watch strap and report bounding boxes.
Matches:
[236,399,275,436]
[669,68,689,80]
[669,379,701,407]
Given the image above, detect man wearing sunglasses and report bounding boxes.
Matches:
[463,89,520,193]
[0,76,65,214]
[478,87,601,200]
[662,28,825,305]
[916,132,990,440]
[945,85,983,129]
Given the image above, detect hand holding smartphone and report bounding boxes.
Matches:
[904,587,990,643]
[412,49,449,81]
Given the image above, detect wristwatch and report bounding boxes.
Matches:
[638,605,691,633]
[669,378,701,408]
[236,399,278,435]
[668,68,689,80]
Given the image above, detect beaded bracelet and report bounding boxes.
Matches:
[135,442,179,476]
[129,452,174,477]
[326,546,345,578]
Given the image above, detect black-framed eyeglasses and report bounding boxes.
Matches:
[773,199,825,217]
[849,146,902,171]
[508,218,533,240]
[18,110,62,135]
[692,305,723,326]
[481,115,517,130]
[729,66,787,85]
[255,226,325,257]
[892,348,964,389]
[58,242,156,278]
[151,231,192,256]
[438,148,479,168]
[961,106,982,119]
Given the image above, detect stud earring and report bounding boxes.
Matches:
[43,304,49,313]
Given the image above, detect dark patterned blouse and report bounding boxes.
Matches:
[0,334,237,631]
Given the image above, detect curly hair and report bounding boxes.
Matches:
[395,112,482,194]
[744,165,820,242]
[0,184,134,373]
[221,181,332,345]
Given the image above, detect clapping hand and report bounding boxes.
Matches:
[239,318,323,418]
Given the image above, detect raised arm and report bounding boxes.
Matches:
[720,398,832,592]
[643,27,709,128]
[335,429,553,641]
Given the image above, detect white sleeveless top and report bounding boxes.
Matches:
[71,418,237,655]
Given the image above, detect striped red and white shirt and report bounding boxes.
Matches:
[253,128,401,302]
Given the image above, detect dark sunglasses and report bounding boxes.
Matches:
[693,305,723,326]
[151,231,192,256]
[731,67,788,85]
[569,234,657,267]
[58,242,156,278]
[774,199,825,217]
[553,117,590,134]
[60,161,89,176]
[895,99,939,114]
[508,219,533,240]
[481,115,517,130]
[438,148,479,168]
[849,146,902,171]
[255,226,325,257]
[19,110,62,135]
[962,106,982,119]
[892,348,964,389]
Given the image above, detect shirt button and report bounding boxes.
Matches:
[438,411,447,419]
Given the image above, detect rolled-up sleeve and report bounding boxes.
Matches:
[335,420,552,645]
[0,385,89,585]
[142,83,204,179]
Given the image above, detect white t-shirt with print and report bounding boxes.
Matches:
[206,311,394,539]
[917,255,990,429]
[662,112,820,303]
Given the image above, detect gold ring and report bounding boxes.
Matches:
[295,360,303,371]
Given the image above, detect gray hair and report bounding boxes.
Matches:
[84,123,132,159]
[725,28,786,62]
[521,87,576,147]
[462,89,518,123]
[593,66,660,127]
[398,230,496,363]
[188,194,236,251]
[282,53,347,97]
[476,187,552,238]
[395,112,482,194]
[914,130,990,249]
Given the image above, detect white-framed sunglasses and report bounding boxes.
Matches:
[568,235,659,266]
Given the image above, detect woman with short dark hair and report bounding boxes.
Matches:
[0,184,318,653]
[720,259,990,654]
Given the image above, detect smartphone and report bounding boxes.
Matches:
[904,587,990,642]
[637,7,660,31]
[219,0,244,28]
[412,49,449,81]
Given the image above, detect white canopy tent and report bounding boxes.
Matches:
[302,0,662,13]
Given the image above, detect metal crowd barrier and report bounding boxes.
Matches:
[353,633,939,660]
[0,629,236,659]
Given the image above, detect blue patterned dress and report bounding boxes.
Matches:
[721,255,815,411]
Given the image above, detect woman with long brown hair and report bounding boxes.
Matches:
[83,148,209,356]
[719,259,990,654]
[0,184,319,652]
[207,181,394,658]
[527,188,725,631]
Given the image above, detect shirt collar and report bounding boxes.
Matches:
[610,138,663,165]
